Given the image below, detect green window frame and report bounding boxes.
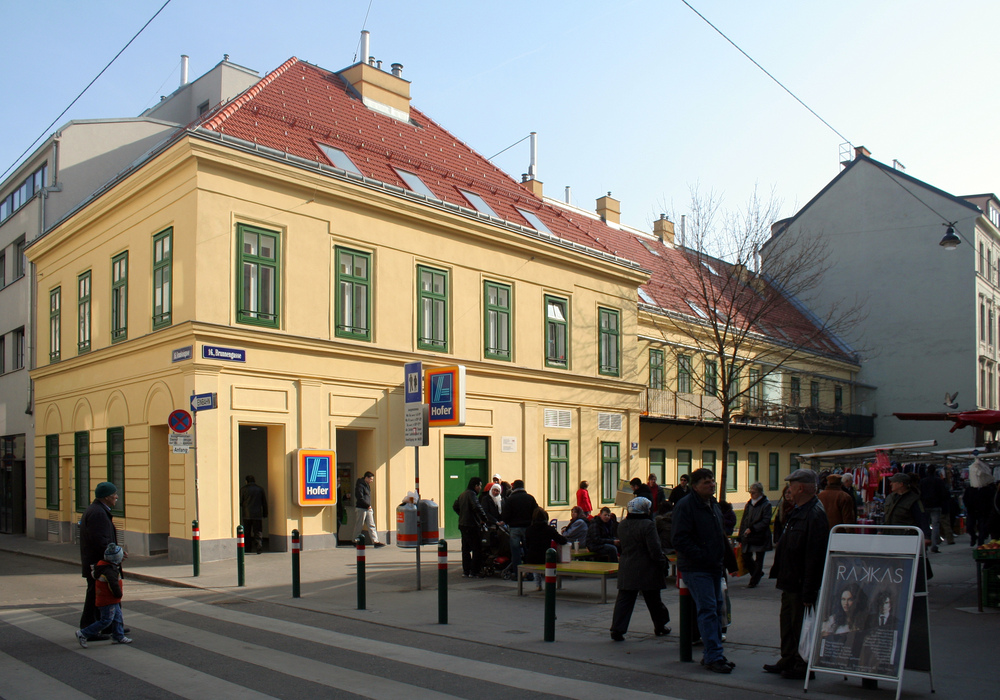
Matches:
[649,448,666,484]
[601,442,620,504]
[790,376,801,406]
[677,354,692,393]
[598,307,620,376]
[46,434,59,510]
[111,251,128,342]
[49,286,61,362]
[417,265,449,351]
[727,364,740,410]
[677,449,692,477]
[835,385,843,413]
[336,247,371,340]
[649,349,664,389]
[75,431,90,511]
[545,295,568,369]
[769,453,780,491]
[152,228,172,329]
[236,224,280,327]
[107,428,125,517]
[726,451,737,492]
[702,450,716,472]
[748,368,761,409]
[705,359,718,396]
[790,453,800,473]
[78,271,91,353]
[810,381,820,409]
[547,440,569,505]
[748,451,759,485]
[484,280,511,360]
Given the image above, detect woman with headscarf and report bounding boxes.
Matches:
[609,496,671,641]
[480,482,504,524]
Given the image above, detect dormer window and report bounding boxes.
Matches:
[686,300,709,319]
[701,260,719,276]
[991,206,1000,228]
[459,189,498,218]
[394,168,436,198]
[319,144,362,175]
[516,208,552,235]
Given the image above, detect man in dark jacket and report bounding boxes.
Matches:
[630,477,653,501]
[587,507,620,562]
[505,479,538,575]
[672,468,738,674]
[353,471,383,547]
[738,481,772,588]
[669,474,691,505]
[457,477,492,577]
[765,469,830,680]
[79,481,122,637]
[919,469,951,551]
[240,475,268,554]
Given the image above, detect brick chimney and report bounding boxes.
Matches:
[597,192,620,224]
[855,145,871,159]
[653,214,674,244]
[340,61,411,121]
[521,173,543,198]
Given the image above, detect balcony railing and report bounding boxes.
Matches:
[643,388,874,437]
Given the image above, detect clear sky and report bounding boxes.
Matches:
[2,0,997,232]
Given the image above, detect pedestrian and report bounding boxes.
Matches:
[654,500,674,554]
[883,472,930,544]
[669,473,691,505]
[647,474,666,509]
[738,482,772,588]
[610,497,671,641]
[79,481,123,638]
[240,475,268,554]
[353,471,384,547]
[561,506,589,546]
[630,477,653,501]
[840,472,863,516]
[576,480,593,518]
[480,482,505,524]
[764,469,829,681]
[586,506,620,562]
[458,477,492,577]
[817,474,856,530]
[671,468,739,674]
[719,500,737,536]
[505,479,538,577]
[919,468,951,551]
[524,507,567,590]
[76,543,132,646]
[772,485,794,543]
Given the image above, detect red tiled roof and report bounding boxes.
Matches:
[197,58,852,363]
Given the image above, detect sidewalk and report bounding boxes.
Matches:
[1,533,990,698]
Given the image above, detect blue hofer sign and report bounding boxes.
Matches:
[426,365,466,427]
[203,345,246,362]
[296,449,336,506]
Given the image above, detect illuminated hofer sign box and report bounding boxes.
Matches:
[295,449,337,506]
[426,365,466,427]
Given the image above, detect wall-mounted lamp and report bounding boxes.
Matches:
[939,223,960,251]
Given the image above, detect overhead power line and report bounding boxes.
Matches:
[1,0,173,182]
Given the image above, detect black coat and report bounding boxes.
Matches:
[458,488,491,528]
[655,512,673,551]
[524,523,566,564]
[79,500,117,577]
[479,492,504,523]
[672,493,730,575]
[354,478,371,509]
[770,495,829,604]
[617,514,666,590]
[240,482,268,519]
[504,488,538,528]
[739,497,773,553]
[669,484,690,505]
[586,516,618,550]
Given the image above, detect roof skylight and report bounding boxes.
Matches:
[701,260,719,275]
[686,300,709,319]
[638,288,656,305]
[318,144,362,175]
[515,207,553,235]
[459,189,499,218]
[394,168,437,198]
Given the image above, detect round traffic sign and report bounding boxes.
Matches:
[169,409,193,433]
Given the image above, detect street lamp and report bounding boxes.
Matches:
[939,224,960,250]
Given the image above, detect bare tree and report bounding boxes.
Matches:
[648,186,867,502]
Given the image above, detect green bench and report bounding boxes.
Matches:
[516,561,619,603]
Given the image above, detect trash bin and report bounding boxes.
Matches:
[418,499,439,545]
[396,502,418,548]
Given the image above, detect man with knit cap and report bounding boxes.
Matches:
[79,481,123,637]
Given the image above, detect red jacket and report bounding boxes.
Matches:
[576,488,593,514]
[93,559,124,607]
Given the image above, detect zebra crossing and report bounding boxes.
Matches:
[0,596,683,700]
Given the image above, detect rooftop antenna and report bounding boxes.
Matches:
[892,159,906,171]
[528,132,538,180]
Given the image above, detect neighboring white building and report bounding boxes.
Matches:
[762,147,993,450]
[0,58,260,538]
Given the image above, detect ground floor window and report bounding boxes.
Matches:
[601,442,619,504]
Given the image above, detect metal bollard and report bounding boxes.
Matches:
[544,548,557,642]
[291,529,301,598]
[356,535,366,610]
[236,525,245,587]
[192,520,200,577]
[438,540,448,624]
[678,571,693,662]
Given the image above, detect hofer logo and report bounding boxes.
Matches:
[297,450,335,505]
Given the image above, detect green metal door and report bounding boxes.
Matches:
[443,436,489,539]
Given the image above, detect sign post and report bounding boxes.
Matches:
[404,362,427,590]
[805,524,934,699]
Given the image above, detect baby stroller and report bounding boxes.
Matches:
[481,523,511,577]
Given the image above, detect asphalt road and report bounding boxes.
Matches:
[0,552,853,700]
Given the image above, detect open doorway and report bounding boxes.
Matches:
[335,428,376,545]
[238,425,270,553]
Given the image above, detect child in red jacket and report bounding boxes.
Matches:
[76,543,131,646]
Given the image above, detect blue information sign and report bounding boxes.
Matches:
[404,361,423,404]
[202,345,246,362]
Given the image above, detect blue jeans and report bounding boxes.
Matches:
[509,527,527,571]
[926,507,942,546]
[682,570,726,663]
[79,603,125,641]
